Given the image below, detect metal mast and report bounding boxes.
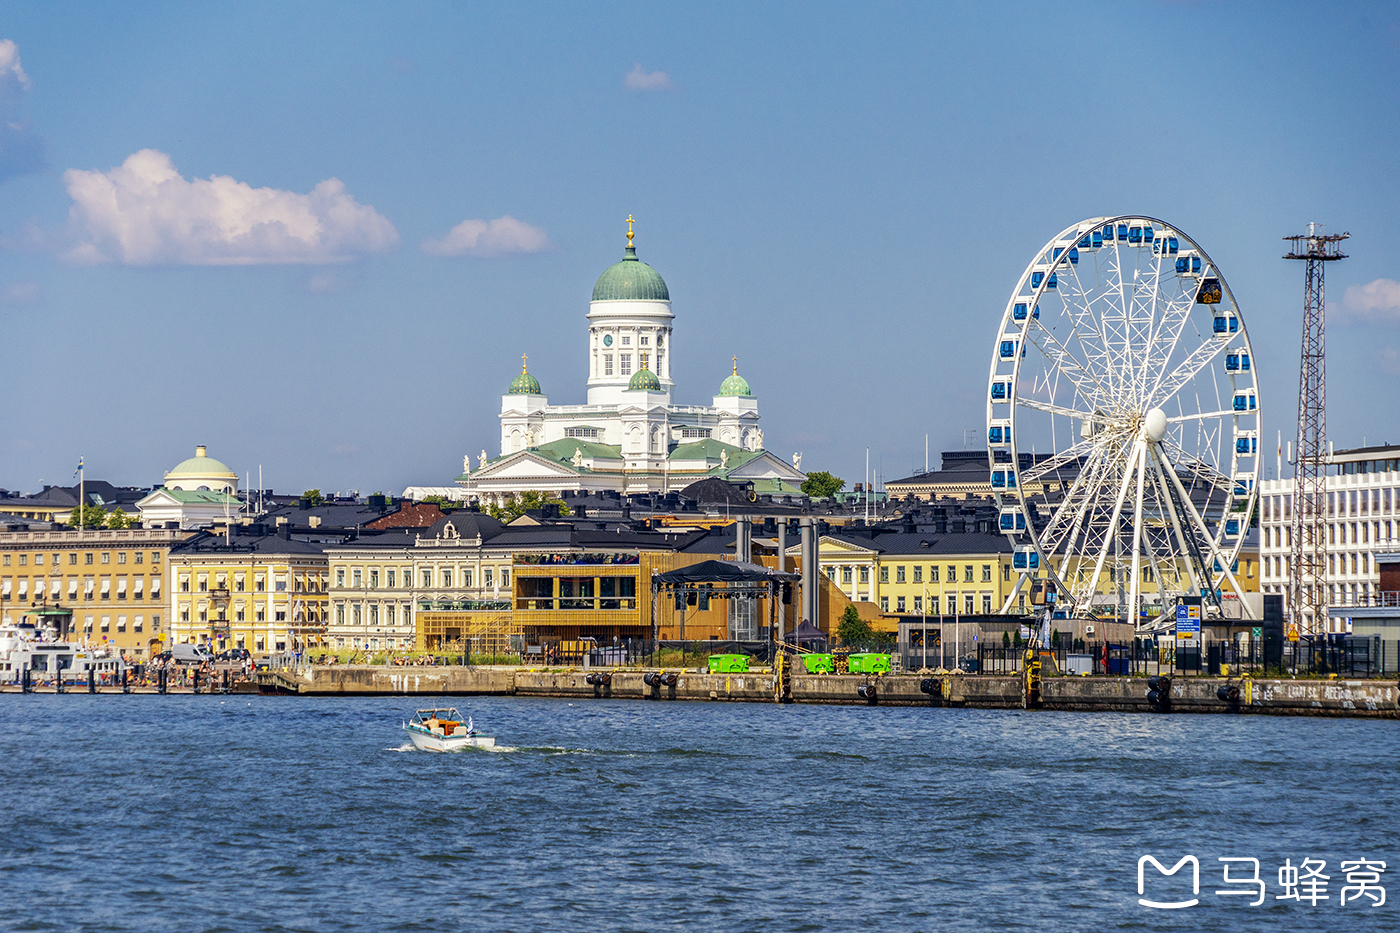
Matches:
[1284,224,1348,638]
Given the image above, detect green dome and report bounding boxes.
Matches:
[166,446,236,479]
[628,367,662,391]
[592,247,670,302]
[718,359,752,397]
[508,358,542,395]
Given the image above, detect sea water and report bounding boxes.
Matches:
[1,694,1396,932]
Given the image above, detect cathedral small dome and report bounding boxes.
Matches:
[628,367,662,391]
[718,358,752,397]
[508,356,542,395]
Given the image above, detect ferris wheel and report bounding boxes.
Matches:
[987,216,1260,623]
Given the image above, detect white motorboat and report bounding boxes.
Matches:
[403,707,495,752]
[0,620,125,685]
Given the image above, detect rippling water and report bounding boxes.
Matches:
[2,694,1397,931]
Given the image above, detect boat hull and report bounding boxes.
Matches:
[404,728,496,753]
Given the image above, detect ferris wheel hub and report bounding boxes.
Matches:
[1144,407,1167,442]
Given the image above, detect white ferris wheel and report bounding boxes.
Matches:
[986,216,1260,623]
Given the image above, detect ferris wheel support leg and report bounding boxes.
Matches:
[1153,444,1255,619]
[1000,572,1030,616]
[1129,441,1148,629]
[1147,447,1206,598]
[1087,437,1143,616]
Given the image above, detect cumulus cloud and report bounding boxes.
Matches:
[0,39,46,184]
[61,149,398,265]
[419,215,551,258]
[624,64,673,91]
[1342,278,1400,325]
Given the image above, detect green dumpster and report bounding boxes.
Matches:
[847,652,891,674]
[801,653,834,674]
[708,654,749,673]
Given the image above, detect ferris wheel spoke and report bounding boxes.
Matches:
[1025,321,1112,405]
[1151,444,1254,614]
[1159,440,1235,494]
[1015,397,1100,422]
[1165,409,1234,423]
[1018,437,1097,485]
[1148,329,1229,407]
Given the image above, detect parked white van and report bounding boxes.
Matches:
[170,643,213,664]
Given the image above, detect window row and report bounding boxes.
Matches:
[2,550,162,567]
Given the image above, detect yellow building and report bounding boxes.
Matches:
[0,526,188,658]
[167,528,328,654]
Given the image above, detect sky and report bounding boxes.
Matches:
[2,1,1399,497]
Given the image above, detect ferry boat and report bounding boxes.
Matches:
[0,621,126,685]
[403,707,495,752]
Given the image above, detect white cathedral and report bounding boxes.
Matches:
[455,220,807,502]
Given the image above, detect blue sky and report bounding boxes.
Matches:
[2,2,1399,496]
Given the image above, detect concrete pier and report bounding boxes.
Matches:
[6,668,1397,717]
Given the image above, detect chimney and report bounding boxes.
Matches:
[309,516,322,528]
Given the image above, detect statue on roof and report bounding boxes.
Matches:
[572,447,584,469]
[720,449,729,470]
[793,452,802,471]
[479,450,489,470]
[463,454,471,473]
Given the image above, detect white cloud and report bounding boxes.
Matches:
[624,64,673,91]
[0,39,45,184]
[0,281,39,304]
[1342,278,1400,325]
[61,149,399,265]
[419,215,551,258]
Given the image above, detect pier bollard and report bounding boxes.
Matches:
[88,669,96,694]
[122,669,129,694]
[56,670,64,694]
[192,670,200,695]
[21,668,30,694]
[158,668,167,695]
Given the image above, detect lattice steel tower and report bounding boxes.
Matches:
[1284,224,1347,637]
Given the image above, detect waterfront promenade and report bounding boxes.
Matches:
[6,664,1397,717]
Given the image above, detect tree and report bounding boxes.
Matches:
[104,508,133,529]
[801,471,845,499]
[486,490,573,522]
[836,604,873,643]
[1002,630,1012,648]
[301,489,325,507]
[65,503,108,529]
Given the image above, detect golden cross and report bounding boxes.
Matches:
[732,355,738,373]
[521,353,528,372]
[626,214,635,245]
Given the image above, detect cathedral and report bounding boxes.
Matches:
[455,220,806,502]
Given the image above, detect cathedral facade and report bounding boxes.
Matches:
[456,222,806,502]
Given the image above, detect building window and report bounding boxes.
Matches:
[369,570,379,588]
[982,565,992,582]
[370,604,379,625]
[841,567,852,584]
[604,355,613,376]
[463,569,474,587]
[621,335,631,346]
[387,569,396,588]
[913,566,922,584]
[964,594,975,615]
[964,565,974,583]
[896,596,906,612]
[134,552,143,565]
[896,566,906,583]
[484,568,494,588]
[352,569,362,588]
[566,427,600,439]
[502,569,510,587]
[947,594,957,614]
[386,605,396,624]
[859,566,869,584]
[336,605,345,624]
[353,605,362,625]
[913,596,923,613]
[337,569,346,587]
[256,576,265,592]
[101,553,110,564]
[422,570,432,588]
[117,552,127,565]
[275,611,286,622]
[982,594,993,614]
[1003,564,1011,582]
[880,597,888,612]
[621,354,632,376]
[930,566,940,583]
[442,570,453,588]
[85,553,93,565]
[275,577,287,592]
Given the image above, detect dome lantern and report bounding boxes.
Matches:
[591,217,669,301]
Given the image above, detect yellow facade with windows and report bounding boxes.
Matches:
[167,550,328,654]
[0,528,186,658]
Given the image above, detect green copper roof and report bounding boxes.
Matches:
[166,448,236,479]
[508,365,542,395]
[591,247,670,302]
[628,367,662,391]
[718,363,752,397]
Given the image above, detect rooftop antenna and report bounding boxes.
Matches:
[1284,222,1348,639]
